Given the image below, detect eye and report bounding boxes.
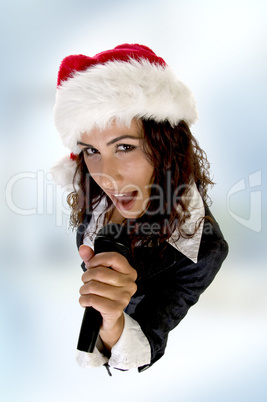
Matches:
[117,144,136,153]
[83,147,99,157]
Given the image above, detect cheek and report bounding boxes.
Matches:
[136,164,154,196]
[142,162,154,185]
[83,160,100,185]
[84,158,97,176]
[128,164,153,186]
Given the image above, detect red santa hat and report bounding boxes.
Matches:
[51,43,198,187]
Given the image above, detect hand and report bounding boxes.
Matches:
[78,245,137,348]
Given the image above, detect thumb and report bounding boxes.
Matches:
[79,244,95,267]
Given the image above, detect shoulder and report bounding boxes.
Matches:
[200,205,229,262]
[133,205,228,284]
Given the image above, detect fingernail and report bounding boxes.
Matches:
[79,244,87,251]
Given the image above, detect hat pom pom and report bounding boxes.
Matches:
[50,154,78,188]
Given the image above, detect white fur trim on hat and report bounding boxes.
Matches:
[54,58,198,152]
[50,155,79,187]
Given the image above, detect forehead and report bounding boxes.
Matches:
[81,119,143,140]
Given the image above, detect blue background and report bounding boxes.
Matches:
[1,0,266,401]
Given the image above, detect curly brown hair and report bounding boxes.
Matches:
[67,119,214,248]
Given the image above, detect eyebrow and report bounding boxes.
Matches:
[106,135,141,146]
[77,135,141,147]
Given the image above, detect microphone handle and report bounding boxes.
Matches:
[77,224,130,353]
[77,306,102,353]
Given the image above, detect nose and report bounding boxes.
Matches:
[97,157,123,191]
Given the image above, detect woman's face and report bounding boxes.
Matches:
[78,119,154,220]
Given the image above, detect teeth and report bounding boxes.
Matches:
[114,194,127,198]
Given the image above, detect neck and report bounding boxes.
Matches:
[105,205,125,225]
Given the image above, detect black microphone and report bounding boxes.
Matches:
[77,223,130,353]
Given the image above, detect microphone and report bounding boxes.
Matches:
[77,223,130,353]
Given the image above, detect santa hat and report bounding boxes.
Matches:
[51,43,198,187]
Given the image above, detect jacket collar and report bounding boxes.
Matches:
[166,182,204,263]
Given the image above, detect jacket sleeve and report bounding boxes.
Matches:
[128,210,229,371]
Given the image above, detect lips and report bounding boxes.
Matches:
[110,191,138,211]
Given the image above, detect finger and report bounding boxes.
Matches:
[79,293,129,318]
[80,277,137,299]
[79,245,95,267]
[88,252,137,280]
[81,265,120,285]
[81,265,134,287]
[80,280,134,301]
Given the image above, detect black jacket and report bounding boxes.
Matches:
[76,205,228,372]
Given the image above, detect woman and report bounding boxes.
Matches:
[51,43,228,373]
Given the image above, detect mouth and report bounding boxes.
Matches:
[110,191,138,211]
